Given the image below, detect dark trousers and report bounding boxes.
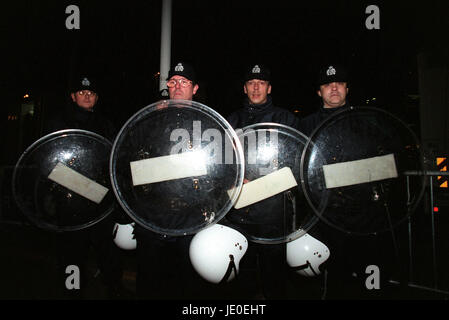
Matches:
[254,242,287,299]
[307,221,398,299]
[54,216,124,298]
[220,220,289,300]
[135,229,201,300]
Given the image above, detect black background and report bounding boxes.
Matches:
[2,0,447,132]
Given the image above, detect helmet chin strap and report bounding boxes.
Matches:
[219,254,238,284]
[290,260,320,276]
[112,225,118,239]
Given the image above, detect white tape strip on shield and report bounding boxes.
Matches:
[48,162,109,204]
[130,151,208,186]
[322,153,398,189]
[228,167,298,209]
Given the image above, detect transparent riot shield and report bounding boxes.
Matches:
[224,123,318,244]
[110,99,244,236]
[300,106,425,235]
[12,129,115,231]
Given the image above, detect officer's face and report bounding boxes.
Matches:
[317,82,348,108]
[244,79,271,105]
[168,75,199,101]
[71,90,98,111]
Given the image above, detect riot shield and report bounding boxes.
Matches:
[12,129,115,231]
[225,123,318,244]
[300,106,425,235]
[110,99,244,236]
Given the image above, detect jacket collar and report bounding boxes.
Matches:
[243,96,273,113]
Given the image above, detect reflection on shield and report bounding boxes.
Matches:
[225,123,318,244]
[300,106,425,235]
[110,99,244,236]
[12,129,115,231]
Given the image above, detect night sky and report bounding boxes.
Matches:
[1,0,448,134]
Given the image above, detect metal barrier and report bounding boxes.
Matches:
[401,170,449,295]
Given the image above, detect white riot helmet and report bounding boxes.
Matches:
[112,222,137,250]
[189,224,248,284]
[286,232,330,277]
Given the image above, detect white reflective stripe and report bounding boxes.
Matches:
[130,151,207,186]
[322,153,398,189]
[229,167,298,209]
[48,162,109,204]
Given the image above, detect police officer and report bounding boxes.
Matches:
[298,63,352,136]
[134,62,207,300]
[298,64,396,299]
[44,75,116,138]
[286,63,353,299]
[227,64,300,130]
[224,64,301,299]
[43,74,128,299]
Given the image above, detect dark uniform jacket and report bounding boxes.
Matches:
[227,96,300,131]
[44,102,116,142]
[224,96,300,238]
[298,103,351,137]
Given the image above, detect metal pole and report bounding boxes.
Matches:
[159,0,172,96]
[406,176,414,283]
[429,176,438,288]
